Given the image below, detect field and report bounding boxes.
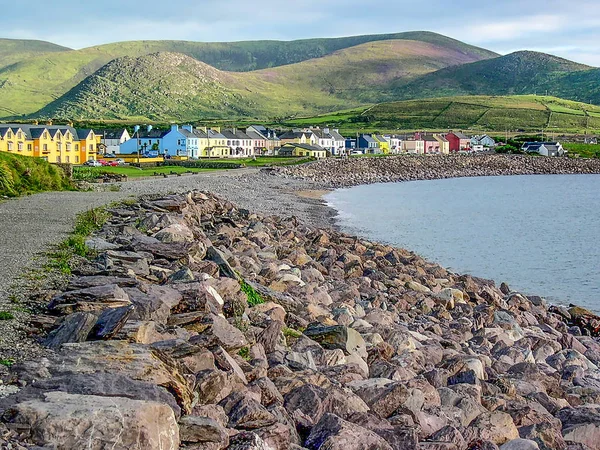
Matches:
[562,143,600,158]
[73,166,216,180]
[278,95,600,134]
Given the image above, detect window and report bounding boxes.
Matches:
[89,144,93,151]
[75,156,79,163]
[17,132,23,139]
[57,143,62,152]
[66,156,70,163]
[75,144,79,151]
[43,144,48,152]
[18,142,23,151]
[66,143,71,151]
[7,141,13,151]
[7,131,12,139]
[27,144,32,151]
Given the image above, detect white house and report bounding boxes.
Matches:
[471,134,496,148]
[522,141,565,157]
[97,129,130,154]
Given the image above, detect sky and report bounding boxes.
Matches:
[3,0,600,66]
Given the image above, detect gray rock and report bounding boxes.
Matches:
[43,312,97,350]
[305,413,393,450]
[178,416,229,447]
[304,324,367,358]
[89,304,134,339]
[48,283,131,314]
[7,392,179,449]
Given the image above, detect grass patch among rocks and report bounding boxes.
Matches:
[47,207,110,274]
[240,279,265,307]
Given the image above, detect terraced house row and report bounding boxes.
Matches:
[0,124,97,163]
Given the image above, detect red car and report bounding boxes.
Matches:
[97,159,119,166]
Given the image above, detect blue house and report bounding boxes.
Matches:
[345,138,357,150]
[119,126,167,155]
[162,125,191,157]
[358,134,379,153]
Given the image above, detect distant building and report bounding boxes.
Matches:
[278,143,327,159]
[402,139,425,154]
[358,134,379,153]
[445,132,471,152]
[279,130,317,147]
[246,125,280,154]
[120,126,168,155]
[95,129,130,155]
[471,134,496,148]
[522,142,565,157]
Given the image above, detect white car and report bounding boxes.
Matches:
[84,160,102,167]
[114,158,126,165]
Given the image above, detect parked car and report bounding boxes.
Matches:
[84,160,102,167]
[97,159,108,166]
[114,158,126,165]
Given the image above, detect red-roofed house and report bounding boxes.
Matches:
[446,132,471,152]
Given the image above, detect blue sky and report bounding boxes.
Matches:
[4,0,600,66]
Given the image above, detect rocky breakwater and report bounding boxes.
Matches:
[268,154,600,187]
[1,191,600,449]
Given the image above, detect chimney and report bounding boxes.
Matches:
[147,125,153,132]
[182,125,192,132]
[170,124,178,132]
[324,127,330,134]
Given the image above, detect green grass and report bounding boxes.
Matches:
[0,152,72,197]
[0,358,15,367]
[240,280,265,307]
[237,347,251,360]
[46,207,109,274]
[280,95,600,134]
[73,165,216,180]
[563,143,600,158]
[0,311,15,320]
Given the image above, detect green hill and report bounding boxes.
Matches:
[33,39,495,121]
[0,38,71,70]
[280,95,600,133]
[0,31,497,118]
[386,51,592,101]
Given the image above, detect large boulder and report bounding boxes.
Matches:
[305,413,393,450]
[557,406,600,449]
[5,392,179,449]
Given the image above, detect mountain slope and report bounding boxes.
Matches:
[0,38,71,70]
[0,32,497,118]
[386,51,592,101]
[281,95,600,133]
[34,38,498,121]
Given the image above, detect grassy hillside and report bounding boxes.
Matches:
[0,38,71,70]
[0,152,72,197]
[386,51,592,101]
[0,32,497,118]
[280,95,600,134]
[34,39,493,121]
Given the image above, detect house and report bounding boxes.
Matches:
[471,134,496,148]
[162,125,191,157]
[309,128,334,153]
[522,142,565,157]
[278,143,327,159]
[96,129,130,155]
[445,132,471,152]
[329,129,346,156]
[120,126,168,155]
[402,139,425,154]
[279,130,317,147]
[373,135,391,154]
[345,138,358,152]
[222,129,253,157]
[246,130,268,156]
[0,123,97,163]
[203,129,230,157]
[421,135,440,154]
[247,126,280,154]
[433,135,449,154]
[358,135,379,153]
[386,135,402,154]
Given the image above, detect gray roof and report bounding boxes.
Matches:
[246,130,265,140]
[329,130,344,140]
[281,143,324,151]
[192,129,207,138]
[207,129,226,139]
[450,132,470,139]
[95,129,128,140]
[361,135,377,143]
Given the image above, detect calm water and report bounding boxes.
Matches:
[325,174,600,312]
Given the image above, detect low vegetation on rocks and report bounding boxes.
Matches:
[0,152,72,197]
[269,153,600,188]
[0,191,599,449]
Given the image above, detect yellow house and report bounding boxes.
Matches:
[278,143,326,159]
[0,126,34,157]
[0,124,98,164]
[278,130,317,147]
[200,129,231,158]
[434,135,450,154]
[373,135,391,154]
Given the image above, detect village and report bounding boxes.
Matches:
[0,122,568,165]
